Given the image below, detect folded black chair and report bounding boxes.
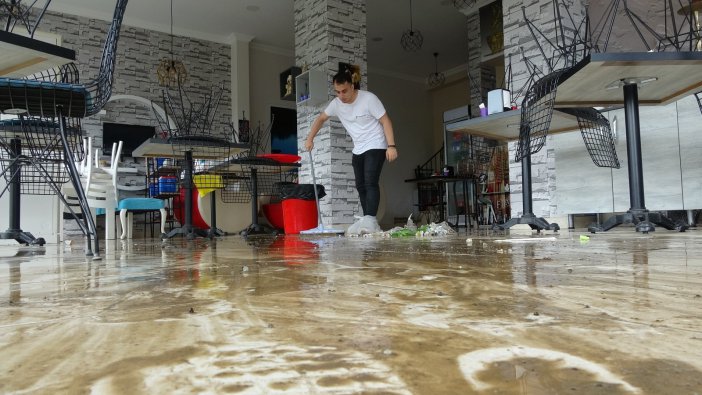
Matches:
[569,107,620,169]
[153,83,234,239]
[0,0,53,38]
[0,0,129,254]
[515,68,570,162]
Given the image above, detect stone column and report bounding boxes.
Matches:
[456,5,496,115]
[294,0,367,228]
[501,0,586,219]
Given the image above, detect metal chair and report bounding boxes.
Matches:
[153,83,233,239]
[497,68,571,232]
[0,0,52,38]
[567,107,620,169]
[0,0,129,255]
[515,68,570,162]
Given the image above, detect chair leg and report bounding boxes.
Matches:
[59,205,65,243]
[159,208,167,237]
[105,210,116,240]
[120,209,128,240]
[116,213,122,239]
[90,209,99,239]
[128,212,134,239]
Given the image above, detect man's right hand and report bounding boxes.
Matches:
[304,138,314,152]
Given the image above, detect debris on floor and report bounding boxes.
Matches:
[380,215,456,238]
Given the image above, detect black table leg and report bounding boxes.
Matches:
[240,167,275,236]
[496,154,559,232]
[589,83,687,234]
[462,179,471,229]
[0,139,45,246]
[206,189,225,238]
[164,150,208,240]
[448,180,470,230]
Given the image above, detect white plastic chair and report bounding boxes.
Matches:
[60,137,118,241]
[83,149,119,240]
[108,141,167,239]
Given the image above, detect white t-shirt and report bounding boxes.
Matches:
[324,90,387,155]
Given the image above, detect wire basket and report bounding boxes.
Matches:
[240,157,286,197]
[0,117,83,196]
[571,107,620,168]
[220,172,251,204]
[0,116,84,163]
[515,68,569,162]
[0,158,68,195]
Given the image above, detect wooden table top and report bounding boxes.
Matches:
[0,30,75,77]
[444,109,580,142]
[555,51,702,107]
[131,138,249,159]
[445,51,702,141]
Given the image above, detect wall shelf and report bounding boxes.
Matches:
[295,69,328,106]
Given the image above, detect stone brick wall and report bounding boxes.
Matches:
[41,10,232,149]
[502,0,585,218]
[39,10,232,237]
[294,0,367,227]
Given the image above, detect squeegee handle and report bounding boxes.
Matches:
[308,150,324,224]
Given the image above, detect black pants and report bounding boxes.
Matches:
[351,149,386,217]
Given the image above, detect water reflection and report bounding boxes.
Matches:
[610,238,652,291]
[9,261,20,304]
[1,247,46,304]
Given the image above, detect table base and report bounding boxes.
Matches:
[588,210,688,234]
[495,213,560,232]
[0,229,45,246]
[240,223,278,237]
[164,225,209,240]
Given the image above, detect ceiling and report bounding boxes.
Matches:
[48,0,472,83]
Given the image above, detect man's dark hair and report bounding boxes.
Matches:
[332,69,354,85]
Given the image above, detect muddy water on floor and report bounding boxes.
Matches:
[1,231,701,393]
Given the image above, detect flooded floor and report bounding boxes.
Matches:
[1,228,701,394]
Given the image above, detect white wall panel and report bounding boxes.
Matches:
[553,130,614,214]
[677,95,702,209]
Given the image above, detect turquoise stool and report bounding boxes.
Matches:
[118,198,167,239]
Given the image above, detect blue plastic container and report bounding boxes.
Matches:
[158,176,178,194]
[149,182,159,197]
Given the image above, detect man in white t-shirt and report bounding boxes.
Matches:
[304,69,397,236]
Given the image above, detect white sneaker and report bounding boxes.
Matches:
[357,215,381,235]
[345,215,364,236]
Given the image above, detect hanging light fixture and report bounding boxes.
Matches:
[428,52,445,87]
[400,0,423,52]
[156,0,188,87]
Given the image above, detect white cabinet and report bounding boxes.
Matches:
[553,131,614,214]
[295,69,328,106]
[554,99,700,215]
[678,95,702,209]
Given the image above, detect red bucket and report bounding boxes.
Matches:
[281,199,318,234]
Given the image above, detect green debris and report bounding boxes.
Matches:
[390,228,417,238]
